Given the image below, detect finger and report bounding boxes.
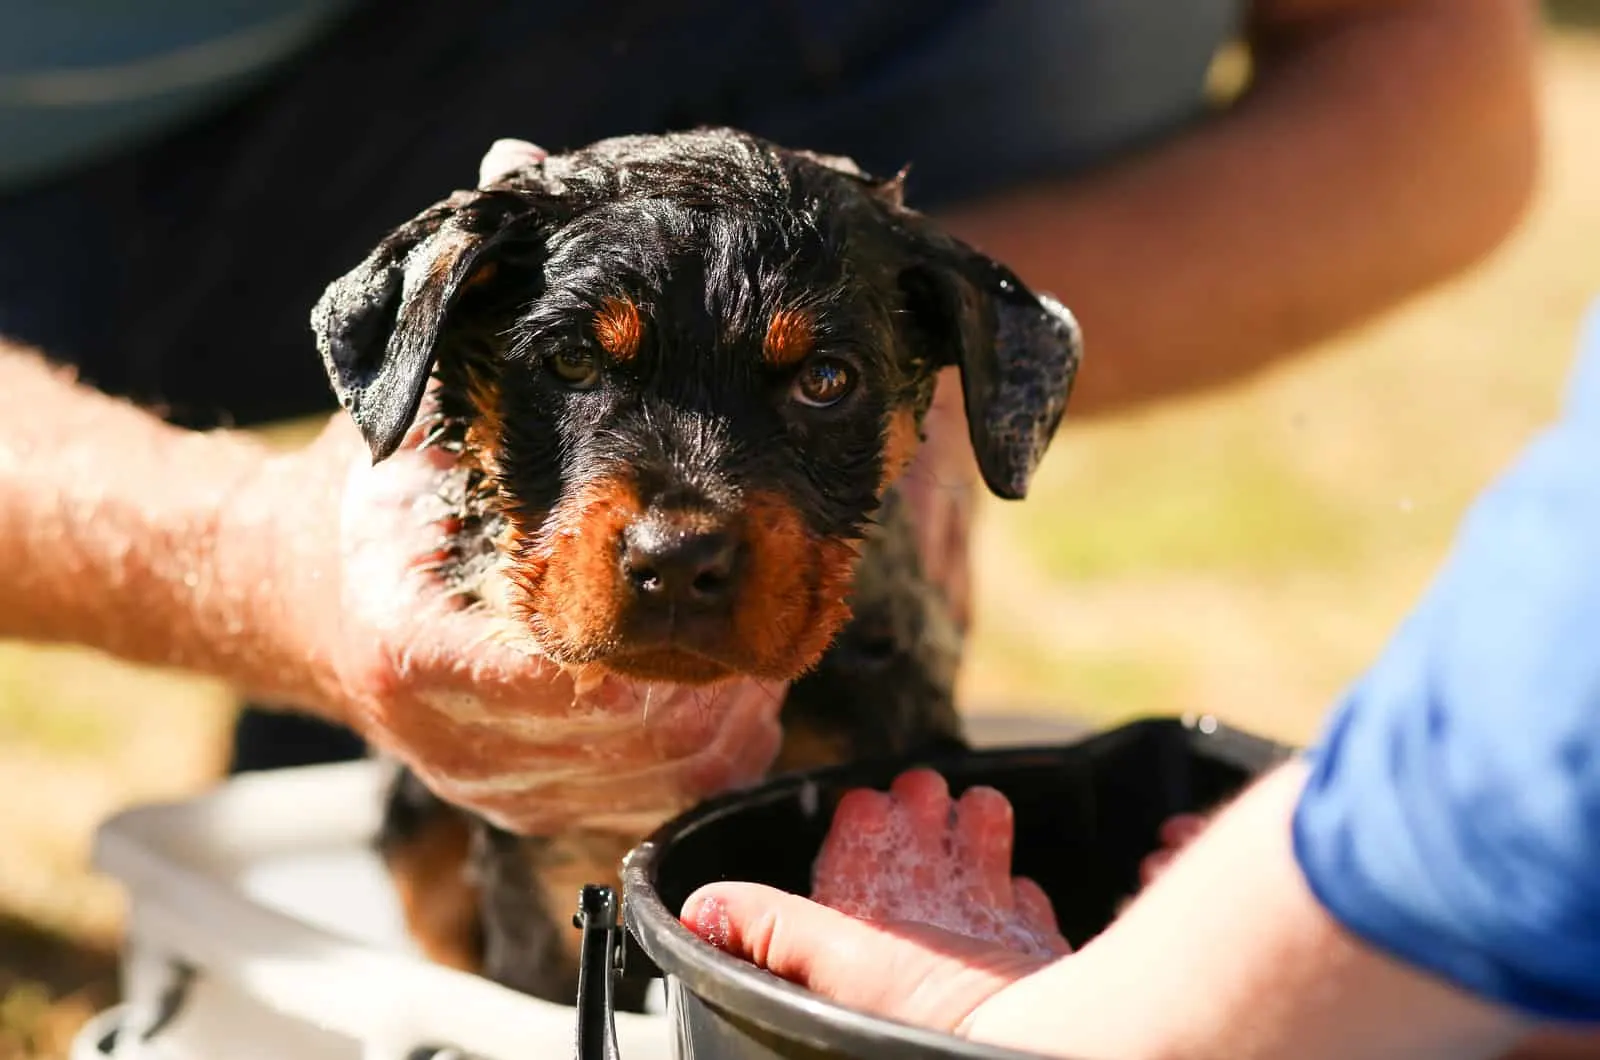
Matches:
[363,679,771,816]
[478,138,549,186]
[433,743,733,828]
[954,785,1015,906]
[811,789,896,913]
[1011,877,1070,955]
[630,678,786,764]
[1159,812,1209,849]
[1137,813,1209,888]
[420,612,595,708]
[680,883,943,1016]
[682,880,931,1022]
[431,763,691,836]
[431,686,784,832]
[1139,848,1178,889]
[681,882,1036,1034]
[683,882,865,974]
[407,671,783,775]
[675,684,787,791]
[823,788,896,848]
[889,768,954,856]
[424,627,784,741]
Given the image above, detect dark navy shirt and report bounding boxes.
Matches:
[0,1,1240,196]
[1295,298,1600,1023]
[0,0,1243,428]
[0,0,362,191]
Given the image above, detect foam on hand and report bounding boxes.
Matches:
[808,768,1072,959]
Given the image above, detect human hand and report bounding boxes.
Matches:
[230,413,787,836]
[896,370,979,632]
[681,769,1066,1036]
[810,769,1069,958]
[1138,812,1209,887]
[684,881,1049,1038]
[213,137,787,837]
[1130,817,1600,1060]
[683,765,1545,1060]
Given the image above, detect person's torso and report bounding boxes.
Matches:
[0,0,1243,198]
[0,0,363,190]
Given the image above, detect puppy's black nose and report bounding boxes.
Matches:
[621,517,740,608]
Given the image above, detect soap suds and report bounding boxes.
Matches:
[808,769,1071,958]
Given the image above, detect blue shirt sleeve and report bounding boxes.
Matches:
[1292,297,1600,1024]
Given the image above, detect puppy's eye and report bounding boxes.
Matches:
[791,358,856,408]
[548,350,601,389]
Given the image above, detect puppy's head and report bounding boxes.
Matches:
[312,129,1081,685]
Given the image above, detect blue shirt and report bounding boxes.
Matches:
[1294,297,1600,1023]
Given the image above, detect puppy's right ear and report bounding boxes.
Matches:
[311,189,536,463]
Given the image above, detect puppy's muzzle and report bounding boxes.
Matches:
[617,510,745,651]
[620,513,742,611]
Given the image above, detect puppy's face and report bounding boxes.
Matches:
[476,197,926,683]
[312,129,1081,685]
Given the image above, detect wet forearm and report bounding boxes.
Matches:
[0,342,332,715]
[938,0,1541,416]
[964,762,1531,1060]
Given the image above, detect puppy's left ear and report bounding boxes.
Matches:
[895,233,1083,501]
[310,189,536,464]
[779,148,1081,500]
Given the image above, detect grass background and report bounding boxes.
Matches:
[4,11,1600,1058]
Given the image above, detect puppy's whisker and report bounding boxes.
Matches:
[419,422,452,451]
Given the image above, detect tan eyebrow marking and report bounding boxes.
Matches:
[763,307,815,367]
[594,296,644,360]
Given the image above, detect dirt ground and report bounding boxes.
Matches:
[3,23,1599,1060]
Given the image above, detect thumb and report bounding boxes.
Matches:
[683,881,861,977]
[478,138,549,187]
[680,882,1042,1033]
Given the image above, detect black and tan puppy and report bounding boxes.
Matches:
[310,128,1081,1008]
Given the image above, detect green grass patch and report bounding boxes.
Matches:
[966,614,1188,721]
[1547,0,1600,30]
[1048,651,1186,720]
[999,427,1367,584]
[0,665,115,758]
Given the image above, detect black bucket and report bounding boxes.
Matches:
[574,715,1297,1060]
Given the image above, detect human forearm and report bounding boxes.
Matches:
[0,342,339,718]
[963,762,1532,1060]
[1005,311,1600,1058]
[937,0,1540,416]
[687,303,1600,1056]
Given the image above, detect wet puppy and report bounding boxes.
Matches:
[310,127,1081,1007]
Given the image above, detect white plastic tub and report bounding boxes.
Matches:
[73,712,1090,1060]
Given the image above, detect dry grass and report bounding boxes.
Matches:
[3,27,1600,1059]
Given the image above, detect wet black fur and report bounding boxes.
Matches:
[318,128,1081,1007]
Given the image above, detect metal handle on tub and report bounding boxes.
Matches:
[573,885,625,1060]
